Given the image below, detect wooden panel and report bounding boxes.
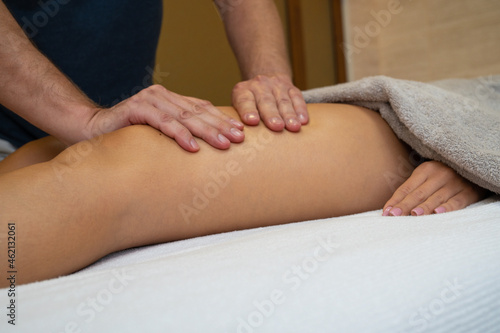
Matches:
[286,0,308,89]
[332,0,347,83]
[342,0,500,81]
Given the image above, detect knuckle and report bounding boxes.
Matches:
[417,161,434,173]
[180,109,194,120]
[432,192,446,204]
[159,112,175,123]
[277,98,292,107]
[428,161,448,175]
[127,94,142,106]
[191,103,204,114]
[255,75,267,83]
[234,96,254,104]
[449,195,465,208]
[257,96,276,106]
[442,166,457,179]
[396,185,413,198]
[233,81,247,90]
[150,84,167,93]
[198,99,211,107]
[288,87,302,97]
[410,188,427,202]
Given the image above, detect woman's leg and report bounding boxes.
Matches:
[0,104,413,286]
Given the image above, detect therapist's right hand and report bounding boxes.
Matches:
[84,84,245,152]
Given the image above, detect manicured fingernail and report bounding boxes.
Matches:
[270,117,283,125]
[230,119,244,128]
[434,206,446,214]
[382,206,392,216]
[411,207,424,216]
[190,138,199,150]
[245,113,259,123]
[218,134,230,145]
[230,127,244,138]
[389,207,402,216]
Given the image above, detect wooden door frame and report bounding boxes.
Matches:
[285,0,347,88]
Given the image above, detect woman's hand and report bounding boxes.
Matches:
[84,85,245,152]
[383,161,488,216]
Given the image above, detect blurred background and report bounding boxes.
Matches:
[155,0,500,106]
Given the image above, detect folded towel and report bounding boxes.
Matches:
[303,75,500,194]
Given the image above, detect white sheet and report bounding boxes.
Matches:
[3,196,500,333]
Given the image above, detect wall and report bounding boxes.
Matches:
[342,0,500,81]
[300,0,336,89]
[155,1,240,106]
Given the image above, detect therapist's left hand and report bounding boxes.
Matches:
[232,74,309,132]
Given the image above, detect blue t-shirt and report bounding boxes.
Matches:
[1,0,163,147]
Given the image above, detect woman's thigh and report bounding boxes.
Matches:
[0,103,413,284]
[87,103,414,246]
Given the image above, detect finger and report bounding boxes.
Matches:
[289,87,309,125]
[186,97,244,130]
[182,98,245,143]
[253,88,285,132]
[409,185,461,216]
[388,178,450,216]
[123,86,240,150]
[159,102,234,150]
[136,103,201,152]
[273,87,301,132]
[135,95,230,150]
[153,92,244,147]
[433,184,487,215]
[232,84,261,126]
[382,166,428,216]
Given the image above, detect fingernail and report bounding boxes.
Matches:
[382,206,392,216]
[299,114,308,123]
[230,119,244,128]
[389,207,402,216]
[230,127,244,138]
[245,113,259,123]
[190,138,199,150]
[270,117,283,125]
[434,206,446,214]
[218,134,230,145]
[411,207,424,216]
[287,118,300,127]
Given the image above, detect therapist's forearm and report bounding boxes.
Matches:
[216,0,292,80]
[0,2,97,145]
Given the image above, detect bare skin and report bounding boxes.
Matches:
[0,104,484,287]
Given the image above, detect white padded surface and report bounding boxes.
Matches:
[2,197,500,333]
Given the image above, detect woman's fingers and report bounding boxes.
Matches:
[382,161,432,216]
[432,185,486,215]
[383,161,487,216]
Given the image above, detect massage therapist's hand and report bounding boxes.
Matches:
[382,161,488,216]
[85,85,245,152]
[232,74,309,132]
